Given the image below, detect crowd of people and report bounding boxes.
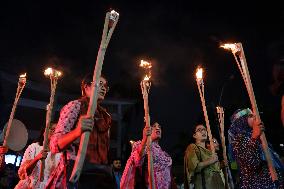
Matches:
[0,64,283,189]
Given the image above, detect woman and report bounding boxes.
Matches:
[121,122,177,189]
[184,124,224,189]
[228,108,283,189]
[14,124,61,189]
[48,73,115,189]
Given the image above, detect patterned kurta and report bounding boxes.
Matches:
[14,142,61,189]
[121,141,173,189]
[47,97,111,188]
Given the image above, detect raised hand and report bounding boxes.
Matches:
[0,146,8,154]
[142,125,151,141]
[252,119,265,140]
[76,115,94,136]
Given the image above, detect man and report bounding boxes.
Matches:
[112,158,122,189]
[48,73,115,189]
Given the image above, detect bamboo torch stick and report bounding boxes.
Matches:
[196,68,215,153]
[0,73,27,169]
[216,106,234,189]
[69,10,119,183]
[140,60,156,189]
[39,68,62,181]
[221,43,278,182]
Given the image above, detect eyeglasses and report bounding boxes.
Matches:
[90,81,110,92]
[195,128,207,133]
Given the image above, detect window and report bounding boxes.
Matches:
[5,154,22,166]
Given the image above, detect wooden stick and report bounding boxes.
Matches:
[0,74,26,169]
[69,10,119,183]
[216,107,234,189]
[3,74,26,146]
[196,75,215,153]
[39,69,61,181]
[140,80,156,189]
[236,43,278,181]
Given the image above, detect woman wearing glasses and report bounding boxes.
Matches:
[47,73,116,189]
[184,124,225,189]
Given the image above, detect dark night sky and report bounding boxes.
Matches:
[0,1,284,156]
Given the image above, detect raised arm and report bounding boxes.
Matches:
[57,115,94,151]
[18,143,46,179]
[49,100,81,153]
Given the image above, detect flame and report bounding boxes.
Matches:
[44,68,53,76]
[19,73,26,78]
[44,68,62,77]
[220,43,240,53]
[140,60,152,81]
[140,60,152,69]
[143,75,150,81]
[196,68,203,80]
[56,71,62,77]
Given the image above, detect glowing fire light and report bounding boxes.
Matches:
[19,73,26,78]
[44,68,53,76]
[140,60,152,81]
[220,43,240,53]
[143,75,150,81]
[18,73,27,85]
[196,68,203,80]
[44,68,62,77]
[140,60,152,69]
